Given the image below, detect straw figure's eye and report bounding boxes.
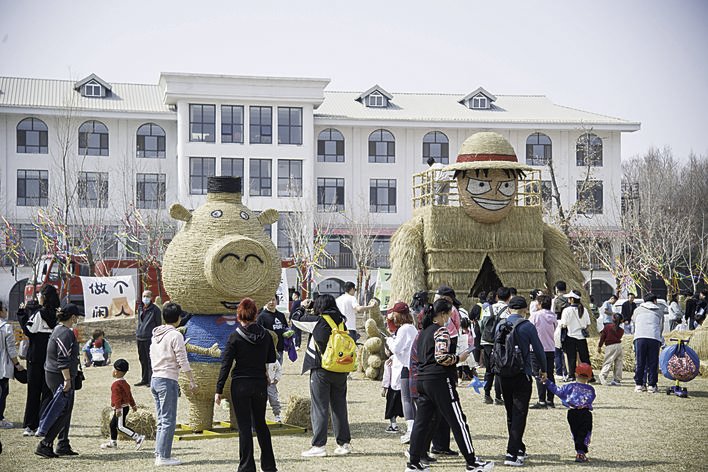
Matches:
[497,181,515,197]
[240,211,250,220]
[466,179,492,195]
[210,210,223,218]
[338,352,344,357]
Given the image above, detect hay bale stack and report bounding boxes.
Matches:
[360,319,386,380]
[588,336,637,373]
[283,395,311,430]
[101,405,156,440]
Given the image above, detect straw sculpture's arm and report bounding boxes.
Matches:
[184,341,222,358]
[390,217,426,304]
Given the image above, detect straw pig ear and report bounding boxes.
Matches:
[169,203,193,222]
[258,208,279,226]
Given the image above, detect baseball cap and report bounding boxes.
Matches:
[113,359,129,373]
[436,285,461,308]
[575,362,593,379]
[508,296,528,309]
[387,301,410,315]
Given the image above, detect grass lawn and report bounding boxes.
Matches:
[1,333,707,472]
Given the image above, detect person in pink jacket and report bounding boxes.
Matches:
[150,302,197,466]
[528,295,557,409]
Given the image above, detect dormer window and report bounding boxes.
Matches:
[368,92,385,108]
[471,94,488,109]
[84,81,102,97]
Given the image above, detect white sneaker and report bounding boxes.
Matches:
[135,434,145,450]
[22,427,36,436]
[100,440,118,449]
[400,431,411,444]
[333,443,352,455]
[0,419,13,429]
[155,456,182,466]
[274,415,282,423]
[634,385,644,393]
[301,446,327,457]
[647,386,658,394]
[504,453,524,466]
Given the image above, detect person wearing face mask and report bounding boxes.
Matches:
[135,290,162,387]
[406,299,494,472]
[35,303,83,458]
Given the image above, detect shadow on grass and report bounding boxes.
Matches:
[526,455,670,469]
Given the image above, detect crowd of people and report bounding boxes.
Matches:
[0,280,704,470]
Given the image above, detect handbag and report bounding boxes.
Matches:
[14,365,28,384]
[18,339,29,359]
[560,327,568,344]
[74,370,85,390]
[580,327,590,338]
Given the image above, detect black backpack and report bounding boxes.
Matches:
[490,318,528,377]
[481,305,507,343]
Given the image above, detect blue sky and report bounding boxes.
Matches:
[1,0,706,160]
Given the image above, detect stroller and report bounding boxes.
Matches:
[659,338,700,398]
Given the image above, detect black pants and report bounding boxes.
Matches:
[137,339,152,384]
[231,378,276,472]
[410,377,476,466]
[292,326,302,348]
[567,409,592,453]
[500,373,532,458]
[110,406,138,441]
[564,337,590,380]
[309,368,351,447]
[43,371,75,449]
[0,378,8,421]
[531,352,555,403]
[482,345,502,399]
[24,360,52,430]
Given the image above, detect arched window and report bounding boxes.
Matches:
[576,133,603,167]
[17,118,48,154]
[368,129,395,163]
[136,123,166,158]
[317,128,345,162]
[422,131,449,164]
[78,120,109,156]
[526,132,552,166]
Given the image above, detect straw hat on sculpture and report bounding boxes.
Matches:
[162,176,281,431]
[389,131,587,326]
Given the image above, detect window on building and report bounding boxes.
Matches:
[576,133,603,167]
[189,157,215,195]
[78,120,109,156]
[422,131,449,164]
[249,159,272,196]
[367,92,385,107]
[277,212,294,258]
[317,128,345,162]
[577,180,604,214]
[84,81,102,97]
[278,107,302,145]
[249,106,272,144]
[189,104,216,142]
[78,172,109,208]
[221,157,244,182]
[471,94,489,109]
[17,169,48,206]
[370,179,397,213]
[317,178,345,212]
[17,118,48,154]
[277,160,303,197]
[136,123,166,158]
[136,173,166,209]
[372,236,391,268]
[221,105,244,143]
[323,237,354,269]
[368,129,395,163]
[526,132,552,166]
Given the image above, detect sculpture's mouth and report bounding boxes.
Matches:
[221,301,240,310]
[472,197,511,211]
[216,314,239,326]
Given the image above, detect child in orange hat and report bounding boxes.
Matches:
[544,363,596,463]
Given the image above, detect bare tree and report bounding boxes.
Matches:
[340,195,376,304]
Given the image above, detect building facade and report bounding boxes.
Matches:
[0,73,640,306]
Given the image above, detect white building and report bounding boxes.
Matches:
[0,73,639,307]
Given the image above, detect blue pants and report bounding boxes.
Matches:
[634,338,661,387]
[151,377,179,459]
[554,348,567,377]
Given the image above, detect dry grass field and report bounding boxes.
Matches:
[1,325,707,472]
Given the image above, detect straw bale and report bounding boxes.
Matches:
[364,337,383,353]
[283,395,311,429]
[588,337,637,373]
[100,404,156,440]
[179,363,236,431]
[367,305,385,332]
[368,354,383,369]
[365,366,379,380]
[365,318,380,338]
[390,216,427,304]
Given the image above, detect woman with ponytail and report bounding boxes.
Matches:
[406,299,493,472]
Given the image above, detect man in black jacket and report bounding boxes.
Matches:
[257,295,289,362]
[621,293,637,334]
[135,290,162,387]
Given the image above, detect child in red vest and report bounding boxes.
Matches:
[101,359,145,450]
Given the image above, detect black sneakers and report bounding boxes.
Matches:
[35,442,58,458]
[430,448,459,456]
[466,458,495,471]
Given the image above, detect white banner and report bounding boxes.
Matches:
[80,276,137,322]
[373,268,393,311]
[276,268,290,313]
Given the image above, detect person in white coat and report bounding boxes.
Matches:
[560,290,592,382]
[632,293,665,393]
[0,302,25,428]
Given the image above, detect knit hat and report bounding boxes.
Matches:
[575,362,593,379]
[444,132,531,173]
[113,359,129,373]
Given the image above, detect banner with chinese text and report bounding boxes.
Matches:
[80,276,137,322]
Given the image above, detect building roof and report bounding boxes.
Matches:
[316,91,640,130]
[0,76,172,115]
[73,73,112,92]
[357,84,393,101]
[460,86,497,103]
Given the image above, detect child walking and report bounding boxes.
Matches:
[597,314,624,385]
[381,358,403,433]
[101,359,145,450]
[544,363,596,463]
[266,357,283,422]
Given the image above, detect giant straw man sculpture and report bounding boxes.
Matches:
[390,132,585,309]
